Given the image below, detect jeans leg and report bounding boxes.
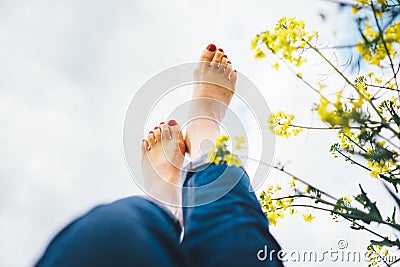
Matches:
[35,196,188,267]
[181,158,283,267]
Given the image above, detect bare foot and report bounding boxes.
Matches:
[185,44,237,159]
[141,120,186,222]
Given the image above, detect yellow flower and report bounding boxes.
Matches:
[254,48,266,59]
[318,82,327,90]
[271,63,280,70]
[367,244,392,267]
[303,213,316,222]
[253,17,318,67]
[267,212,279,226]
[268,111,303,138]
[224,154,241,167]
[355,0,369,5]
[213,156,222,165]
[365,142,398,179]
[341,196,352,203]
[356,19,397,66]
[338,129,355,152]
[315,97,339,127]
[289,177,297,188]
[234,136,245,150]
[251,35,259,50]
[305,185,311,194]
[351,5,361,15]
[215,135,229,147]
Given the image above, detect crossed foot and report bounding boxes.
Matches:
[141,44,237,220]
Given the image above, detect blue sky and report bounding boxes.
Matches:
[0,0,396,266]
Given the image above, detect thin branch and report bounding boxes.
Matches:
[240,155,338,200]
[366,83,400,92]
[370,1,399,96]
[335,149,372,171]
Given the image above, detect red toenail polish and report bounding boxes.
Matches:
[154,127,159,130]
[234,70,237,73]
[218,48,224,52]
[207,44,216,52]
[168,120,177,126]
[160,122,165,124]
[227,61,231,64]
[223,55,228,58]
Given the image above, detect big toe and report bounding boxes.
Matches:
[167,119,181,139]
[199,44,217,62]
[167,119,186,153]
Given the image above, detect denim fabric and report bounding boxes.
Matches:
[36,159,283,267]
[35,196,187,267]
[182,157,283,267]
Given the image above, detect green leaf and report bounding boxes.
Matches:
[354,185,382,222]
[370,238,398,247]
[379,174,399,193]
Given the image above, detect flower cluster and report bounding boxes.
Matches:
[315,94,350,128]
[354,75,371,102]
[252,17,318,67]
[267,111,303,137]
[333,196,353,214]
[338,129,355,153]
[259,178,320,226]
[207,135,242,167]
[356,19,399,66]
[366,244,391,267]
[365,141,398,178]
[259,185,295,226]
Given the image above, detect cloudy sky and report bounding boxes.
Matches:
[0,0,396,266]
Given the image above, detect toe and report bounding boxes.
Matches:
[220,55,228,72]
[212,48,224,66]
[147,131,156,145]
[141,139,149,152]
[199,44,217,62]
[167,119,181,139]
[168,120,186,154]
[160,122,171,141]
[154,126,161,142]
[229,69,237,82]
[226,61,232,73]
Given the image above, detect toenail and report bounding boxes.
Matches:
[223,55,228,58]
[168,120,177,126]
[160,122,165,124]
[234,70,237,72]
[227,61,231,64]
[154,127,159,130]
[207,44,216,52]
[218,48,223,52]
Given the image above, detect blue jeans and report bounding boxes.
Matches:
[36,159,283,267]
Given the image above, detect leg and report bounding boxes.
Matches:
[141,120,186,223]
[181,45,283,266]
[185,44,236,159]
[35,196,187,267]
[182,162,283,267]
[37,120,189,267]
